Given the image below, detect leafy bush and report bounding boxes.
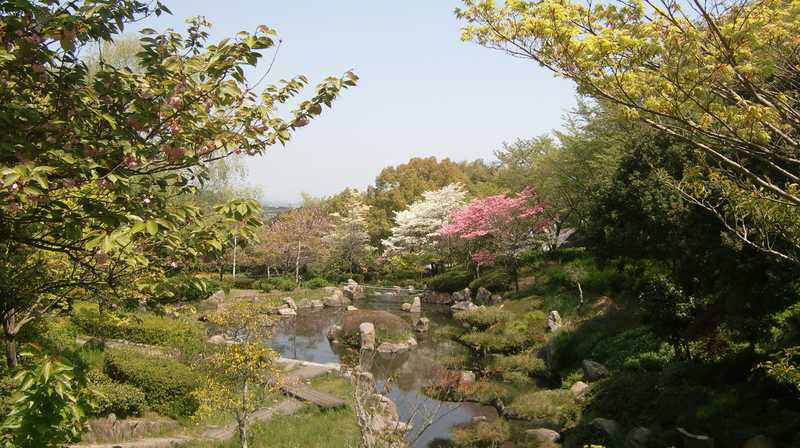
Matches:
[469,270,512,293]
[460,328,531,353]
[230,275,256,289]
[91,382,147,418]
[339,310,411,345]
[71,302,204,348]
[303,277,329,289]
[454,306,513,329]
[451,419,510,447]
[103,348,200,418]
[254,276,296,292]
[427,269,473,293]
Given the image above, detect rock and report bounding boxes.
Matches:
[546,310,562,332]
[742,435,775,448]
[526,428,561,444]
[310,299,324,308]
[591,418,620,437]
[625,427,652,448]
[676,427,715,448]
[401,303,412,312]
[452,288,471,302]
[569,381,589,401]
[459,370,476,386]
[360,322,376,350]
[283,297,297,310]
[347,305,358,311]
[475,287,492,305]
[407,285,415,292]
[490,294,504,304]
[323,290,350,307]
[297,299,312,309]
[343,279,366,300]
[406,337,417,349]
[539,337,558,370]
[451,300,477,311]
[377,341,409,354]
[415,317,430,333]
[472,416,487,423]
[208,334,228,344]
[409,296,421,313]
[582,359,609,381]
[277,306,297,316]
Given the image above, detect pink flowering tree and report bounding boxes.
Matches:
[438,188,549,291]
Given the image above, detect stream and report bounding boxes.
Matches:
[270,293,499,447]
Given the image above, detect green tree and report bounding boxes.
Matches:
[0,1,355,367]
[458,0,800,262]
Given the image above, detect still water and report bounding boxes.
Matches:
[270,293,498,447]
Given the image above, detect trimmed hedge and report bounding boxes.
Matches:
[468,270,511,293]
[92,382,147,418]
[71,302,204,348]
[103,348,200,418]
[427,269,473,293]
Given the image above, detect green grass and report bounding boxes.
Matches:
[187,374,359,448]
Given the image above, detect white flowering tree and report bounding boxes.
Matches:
[381,184,467,275]
[323,194,376,276]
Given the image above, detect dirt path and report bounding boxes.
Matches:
[72,399,304,448]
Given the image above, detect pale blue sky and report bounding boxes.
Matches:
[136,1,576,203]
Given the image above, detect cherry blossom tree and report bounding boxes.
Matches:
[438,188,548,291]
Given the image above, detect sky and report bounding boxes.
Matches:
[136,1,577,204]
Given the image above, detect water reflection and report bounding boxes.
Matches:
[269,294,498,447]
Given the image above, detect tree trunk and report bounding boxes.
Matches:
[576,281,584,309]
[295,240,301,285]
[3,313,17,370]
[238,379,249,448]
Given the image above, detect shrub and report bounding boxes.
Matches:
[427,269,473,293]
[469,270,512,293]
[91,382,147,418]
[492,352,548,381]
[303,277,329,289]
[454,306,513,329]
[103,348,200,418]
[71,302,204,348]
[507,389,576,424]
[451,419,511,447]
[230,275,256,289]
[339,310,411,346]
[254,276,296,292]
[458,380,513,403]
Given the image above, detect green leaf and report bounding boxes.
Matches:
[146,220,158,236]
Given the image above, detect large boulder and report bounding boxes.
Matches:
[415,317,430,333]
[582,359,609,381]
[546,310,562,332]
[676,428,715,448]
[452,288,471,302]
[360,322,376,351]
[323,289,350,307]
[451,300,477,311]
[376,338,417,354]
[409,296,421,313]
[342,279,366,300]
[527,428,560,444]
[625,427,652,448]
[540,337,559,370]
[474,287,492,305]
[277,306,297,317]
[569,381,589,401]
[591,418,620,437]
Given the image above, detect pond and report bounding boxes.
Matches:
[270,293,499,447]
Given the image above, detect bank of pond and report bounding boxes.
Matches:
[20,263,800,448]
